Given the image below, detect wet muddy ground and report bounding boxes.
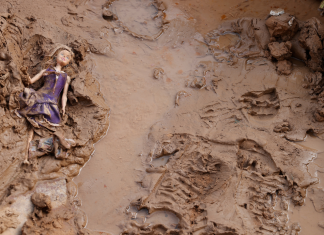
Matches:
[1,0,324,234]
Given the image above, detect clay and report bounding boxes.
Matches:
[0,6,110,234]
[314,108,324,122]
[153,68,164,79]
[105,0,168,41]
[309,188,324,212]
[268,41,292,61]
[175,90,189,106]
[1,0,324,234]
[265,13,299,41]
[290,32,307,61]
[239,88,280,117]
[276,60,292,75]
[0,209,19,233]
[273,121,291,133]
[299,17,324,72]
[31,192,52,213]
[190,76,206,89]
[102,8,118,21]
[206,18,270,62]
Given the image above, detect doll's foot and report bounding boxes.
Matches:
[23,159,30,165]
[54,132,71,149]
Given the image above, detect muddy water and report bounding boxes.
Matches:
[72,0,324,234]
[73,7,200,233]
[291,136,324,235]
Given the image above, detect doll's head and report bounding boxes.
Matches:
[56,49,72,67]
[44,46,76,77]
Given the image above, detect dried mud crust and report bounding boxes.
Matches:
[0,12,109,235]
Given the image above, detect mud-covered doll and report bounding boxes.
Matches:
[15,47,75,164]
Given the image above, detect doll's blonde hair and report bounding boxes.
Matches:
[42,46,77,77]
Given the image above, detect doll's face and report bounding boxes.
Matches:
[56,50,72,66]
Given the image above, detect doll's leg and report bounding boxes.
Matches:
[53,129,71,149]
[23,128,34,164]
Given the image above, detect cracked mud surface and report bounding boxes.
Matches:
[1,0,324,235]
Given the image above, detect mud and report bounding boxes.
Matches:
[0,0,324,235]
[0,1,110,234]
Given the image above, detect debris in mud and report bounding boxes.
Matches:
[314,108,324,122]
[31,192,52,214]
[175,90,189,106]
[211,78,220,93]
[299,17,324,72]
[276,60,292,75]
[102,8,118,21]
[303,70,324,122]
[153,67,164,79]
[0,209,19,233]
[190,76,206,89]
[265,13,299,41]
[273,121,291,133]
[268,41,292,61]
[320,0,324,16]
[239,88,280,117]
[270,8,285,16]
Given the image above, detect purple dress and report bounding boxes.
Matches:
[17,68,67,126]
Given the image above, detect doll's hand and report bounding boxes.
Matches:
[20,66,32,85]
[20,66,28,75]
[62,108,66,116]
[27,75,32,85]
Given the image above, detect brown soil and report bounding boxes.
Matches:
[0,0,324,235]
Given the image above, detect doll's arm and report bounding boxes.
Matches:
[29,69,47,84]
[61,76,70,116]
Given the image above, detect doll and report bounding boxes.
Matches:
[16,47,75,164]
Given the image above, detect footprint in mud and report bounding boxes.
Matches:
[125,133,311,234]
[239,88,280,118]
[106,0,166,40]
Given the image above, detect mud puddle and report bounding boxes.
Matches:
[72,4,201,231]
[290,135,324,235]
